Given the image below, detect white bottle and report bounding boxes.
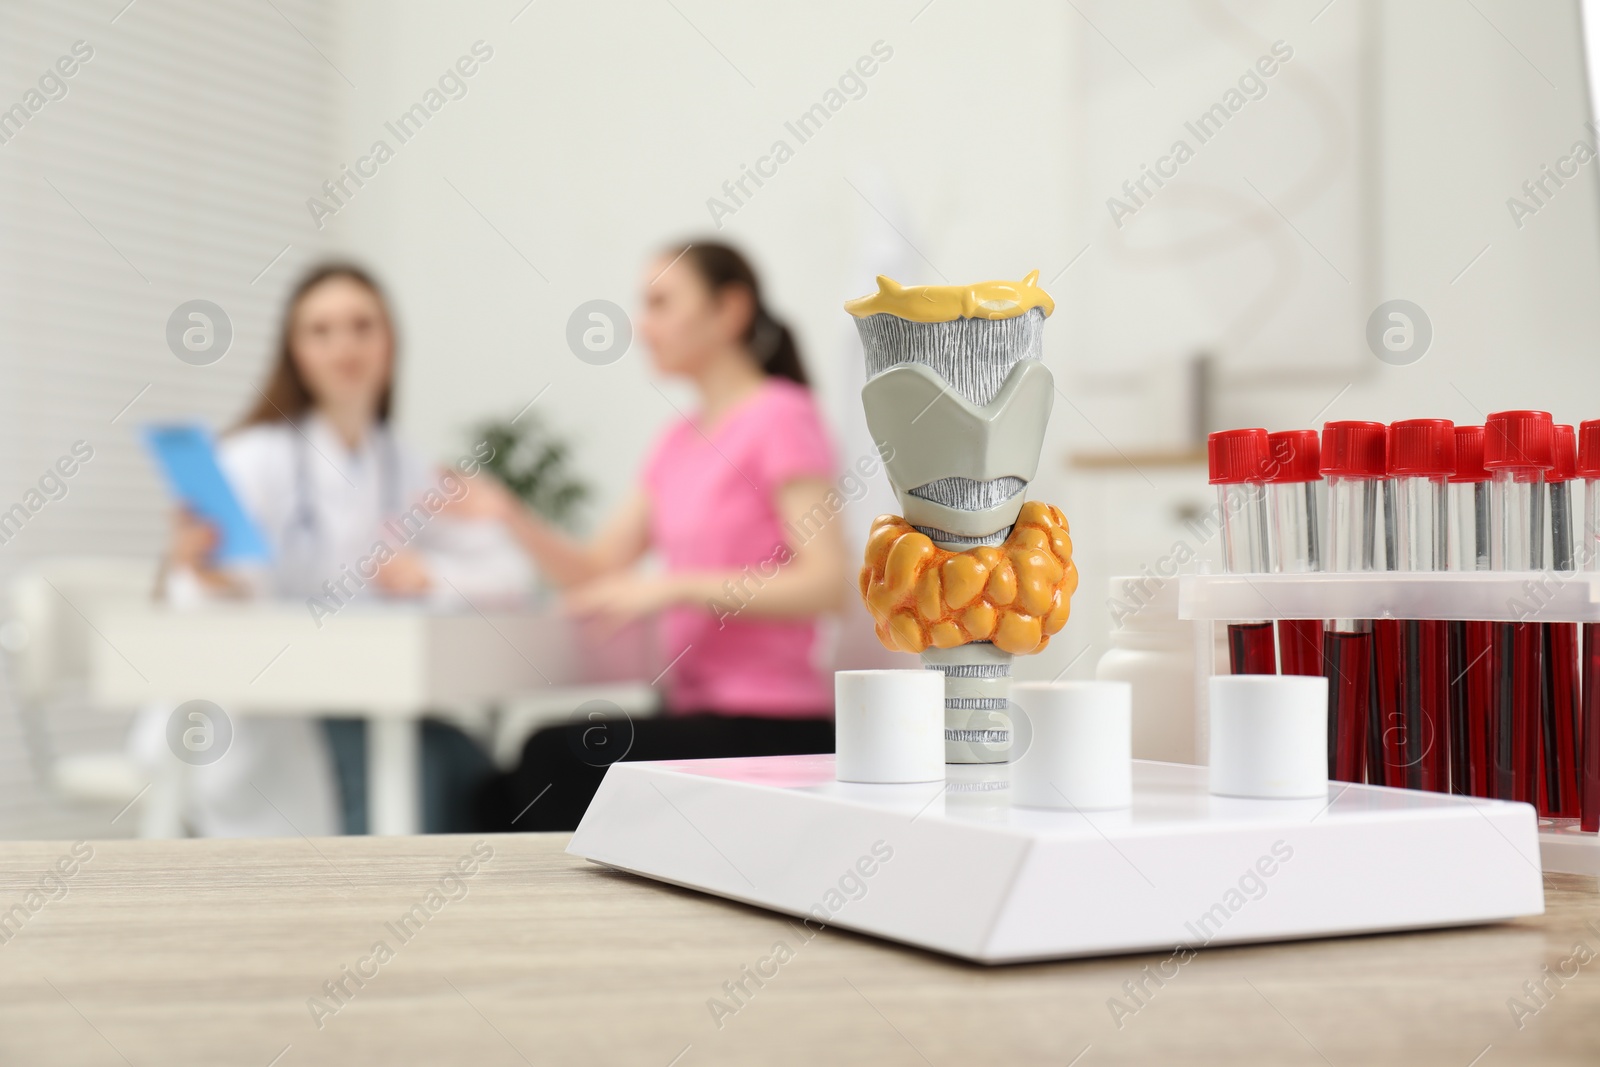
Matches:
[1094,576,1199,765]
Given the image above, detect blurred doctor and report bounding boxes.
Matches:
[139,264,530,836]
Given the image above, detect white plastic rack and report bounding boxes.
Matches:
[1179,571,1600,875]
[1178,570,1600,624]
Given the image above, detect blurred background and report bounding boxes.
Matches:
[2,0,1599,839]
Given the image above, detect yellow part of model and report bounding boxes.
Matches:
[859,500,1078,656]
[844,272,1056,323]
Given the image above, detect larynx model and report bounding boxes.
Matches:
[849,273,1077,763]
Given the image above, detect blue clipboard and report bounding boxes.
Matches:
[142,424,271,564]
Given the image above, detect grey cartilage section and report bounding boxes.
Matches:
[925,657,1010,706]
[909,475,1026,511]
[914,524,1012,548]
[905,475,1027,540]
[902,496,1025,540]
[927,662,1011,678]
[855,309,1047,405]
[939,673,1011,703]
[947,728,1009,744]
[945,702,1011,753]
[861,360,1053,490]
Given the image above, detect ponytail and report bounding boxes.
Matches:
[672,241,809,387]
[749,305,806,387]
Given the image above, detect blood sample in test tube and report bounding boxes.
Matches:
[1447,425,1495,797]
[1578,419,1600,832]
[1320,421,1385,784]
[1266,430,1323,677]
[1541,425,1581,819]
[1208,429,1276,675]
[1375,434,1403,784]
[1385,419,1454,792]
[1484,409,1554,806]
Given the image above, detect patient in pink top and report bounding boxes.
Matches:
[642,375,835,716]
[473,242,848,830]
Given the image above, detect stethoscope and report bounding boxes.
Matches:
[278,422,401,597]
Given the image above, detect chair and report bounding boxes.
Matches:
[4,557,159,818]
[490,682,661,768]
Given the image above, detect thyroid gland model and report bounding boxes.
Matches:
[849,273,1077,764]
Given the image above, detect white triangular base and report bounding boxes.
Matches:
[568,756,1544,964]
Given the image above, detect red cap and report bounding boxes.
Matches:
[1265,430,1320,483]
[1320,421,1386,479]
[1387,419,1455,477]
[1579,420,1600,479]
[1450,425,1488,483]
[1208,428,1270,484]
[1483,410,1554,470]
[1548,425,1577,483]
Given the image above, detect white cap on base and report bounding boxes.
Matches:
[1208,675,1328,799]
[834,670,945,784]
[1009,681,1132,810]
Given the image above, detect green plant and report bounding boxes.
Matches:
[472,414,589,528]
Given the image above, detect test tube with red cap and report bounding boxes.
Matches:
[1484,409,1554,804]
[1578,419,1600,832]
[1384,419,1454,791]
[1372,427,1403,789]
[1267,429,1322,676]
[1321,421,1385,783]
[1208,429,1276,674]
[1541,425,1581,819]
[1447,425,1495,797]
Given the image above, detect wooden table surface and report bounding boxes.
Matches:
[1,834,1597,1066]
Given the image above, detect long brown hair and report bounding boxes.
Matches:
[672,242,808,387]
[235,263,396,430]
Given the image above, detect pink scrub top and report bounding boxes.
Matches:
[642,378,836,717]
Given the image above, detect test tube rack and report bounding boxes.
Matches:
[1180,570,1600,874]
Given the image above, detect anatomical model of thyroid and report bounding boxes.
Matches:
[849,273,1077,764]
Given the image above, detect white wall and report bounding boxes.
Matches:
[320,0,1078,522]
[1067,0,1600,441]
[1359,0,1600,426]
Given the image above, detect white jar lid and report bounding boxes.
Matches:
[1106,575,1186,630]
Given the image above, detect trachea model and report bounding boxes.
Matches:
[849,273,1077,764]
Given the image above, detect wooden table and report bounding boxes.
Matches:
[1,835,1597,1066]
[87,604,654,835]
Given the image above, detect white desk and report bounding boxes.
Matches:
[87,602,656,835]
